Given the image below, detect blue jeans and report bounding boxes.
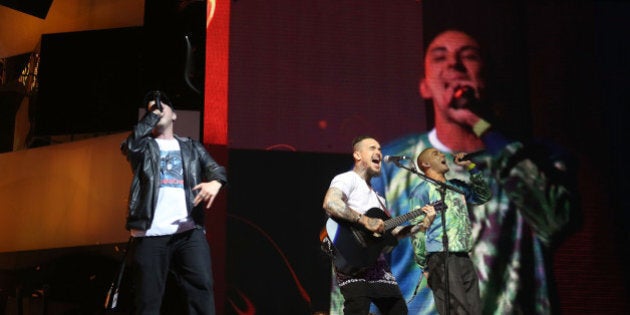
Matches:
[131,228,215,315]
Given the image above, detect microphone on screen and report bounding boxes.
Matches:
[450,85,478,110]
[155,92,163,111]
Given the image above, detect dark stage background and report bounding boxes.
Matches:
[226,150,351,314]
[227,0,427,153]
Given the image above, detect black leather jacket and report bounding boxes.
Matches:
[121,112,227,231]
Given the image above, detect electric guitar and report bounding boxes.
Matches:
[324,200,444,275]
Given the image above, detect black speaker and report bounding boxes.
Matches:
[0,90,22,152]
[34,27,143,136]
[0,0,53,19]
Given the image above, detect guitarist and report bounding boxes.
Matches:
[322,136,437,315]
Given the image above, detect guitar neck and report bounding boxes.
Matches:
[384,208,424,230]
[383,201,443,230]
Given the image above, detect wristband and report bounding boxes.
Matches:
[466,163,477,171]
[472,119,491,137]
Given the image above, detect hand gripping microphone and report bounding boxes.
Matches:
[455,150,485,162]
[450,85,496,125]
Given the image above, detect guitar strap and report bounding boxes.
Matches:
[373,188,391,217]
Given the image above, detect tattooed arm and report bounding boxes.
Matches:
[323,187,385,233]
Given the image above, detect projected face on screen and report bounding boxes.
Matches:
[421,30,484,125]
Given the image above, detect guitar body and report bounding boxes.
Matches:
[324,201,444,276]
[325,208,398,275]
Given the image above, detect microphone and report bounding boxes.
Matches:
[155,92,163,111]
[455,150,485,162]
[450,85,497,125]
[383,155,410,163]
[450,85,477,109]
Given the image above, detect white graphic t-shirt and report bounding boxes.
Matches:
[132,138,195,237]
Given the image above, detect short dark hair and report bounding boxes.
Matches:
[143,90,173,110]
[352,135,374,151]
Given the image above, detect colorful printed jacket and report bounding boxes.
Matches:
[409,168,492,270]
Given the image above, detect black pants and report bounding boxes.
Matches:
[426,252,481,315]
[131,228,215,315]
[343,295,408,315]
